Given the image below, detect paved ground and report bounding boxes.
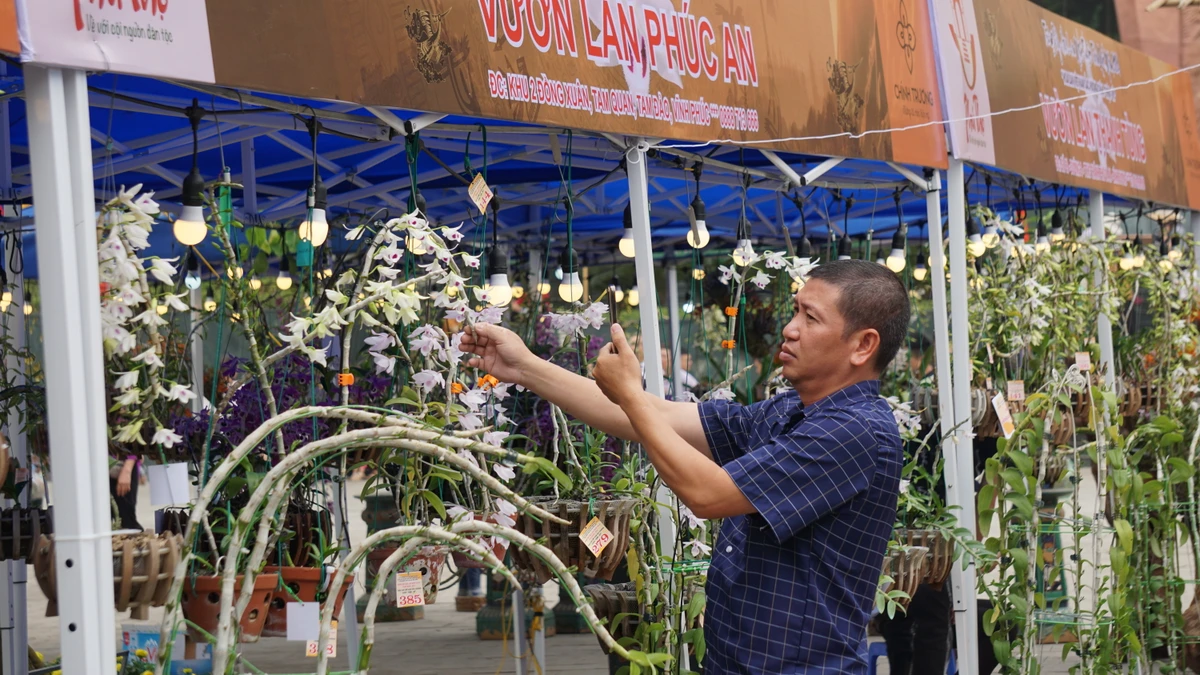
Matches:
[21,478,1092,674]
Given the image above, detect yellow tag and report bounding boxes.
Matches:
[1075,352,1092,372]
[992,393,1015,439]
[393,571,426,608]
[1007,380,1025,402]
[580,516,615,557]
[305,620,336,658]
[469,173,494,215]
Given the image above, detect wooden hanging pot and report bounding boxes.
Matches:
[266,503,333,569]
[880,546,929,610]
[33,531,182,619]
[510,497,638,584]
[584,582,641,653]
[0,507,52,561]
[896,529,953,586]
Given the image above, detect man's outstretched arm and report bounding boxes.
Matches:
[461,323,712,459]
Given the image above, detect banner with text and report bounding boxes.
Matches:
[929,0,1200,208]
[204,0,947,168]
[0,0,16,55]
[17,0,215,83]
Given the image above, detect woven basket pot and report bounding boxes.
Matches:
[896,529,953,586]
[510,498,638,584]
[180,573,277,643]
[0,507,52,561]
[34,531,182,619]
[881,546,930,610]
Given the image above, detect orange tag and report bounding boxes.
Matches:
[579,517,615,557]
[450,382,465,395]
[721,340,736,350]
[724,306,738,317]
[392,571,426,608]
[305,620,337,658]
[336,373,354,387]
[477,374,500,390]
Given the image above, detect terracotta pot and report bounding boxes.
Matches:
[449,514,509,570]
[897,529,953,586]
[880,546,929,610]
[180,573,277,643]
[261,566,353,638]
[34,532,182,619]
[365,545,446,605]
[584,582,640,653]
[0,507,52,561]
[511,498,638,584]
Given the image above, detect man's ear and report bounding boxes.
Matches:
[848,329,881,369]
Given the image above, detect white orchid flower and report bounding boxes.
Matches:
[114,420,146,444]
[151,427,183,448]
[365,332,396,353]
[442,224,465,242]
[148,258,179,285]
[686,539,713,558]
[325,288,350,305]
[114,388,142,407]
[114,371,140,391]
[750,271,772,290]
[165,383,197,404]
[493,463,516,482]
[461,252,481,269]
[131,348,165,369]
[413,369,445,393]
[482,430,511,447]
[371,352,396,375]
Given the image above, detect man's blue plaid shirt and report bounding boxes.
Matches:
[698,380,903,674]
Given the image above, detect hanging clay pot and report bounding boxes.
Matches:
[180,573,278,643]
[1,507,52,561]
[261,566,353,638]
[449,513,509,570]
[365,545,446,605]
[584,582,641,653]
[880,546,929,610]
[33,531,182,619]
[510,497,638,584]
[896,529,952,586]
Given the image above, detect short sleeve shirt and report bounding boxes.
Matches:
[698,381,902,674]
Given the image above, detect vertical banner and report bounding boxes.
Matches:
[928,0,995,166]
[0,0,16,55]
[17,0,215,83]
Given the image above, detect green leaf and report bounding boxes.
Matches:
[419,490,448,521]
[1007,492,1034,521]
[685,589,706,624]
[630,663,641,675]
[1001,468,1027,491]
[1114,519,1134,555]
[646,653,673,666]
[1011,549,1029,578]
[1009,450,1034,478]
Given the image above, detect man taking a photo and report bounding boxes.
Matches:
[463,259,908,673]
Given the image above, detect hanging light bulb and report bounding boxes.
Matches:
[303,295,312,308]
[1133,241,1146,268]
[837,236,853,261]
[1159,239,1175,273]
[558,248,584,303]
[682,295,695,314]
[627,285,640,307]
[156,303,169,316]
[876,256,886,266]
[619,204,637,258]
[610,277,625,304]
[203,297,217,312]
[322,267,334,279]
[1035,224,1051,254]
[798,236,813,260]
[692,267,706,281]
[298,179,330,247]
[486,248,513,307]
[687,195,710,249]
[537,281,552,296]
[885,227,907,273]
[406,233,428,256]
[732,214,754,266]
[276,268,294,291]
[1169,236,1183,262]
[0,299,10,313]
[1119,243,1137,271]
[21,303,31,316]
[1,291,12,305]
[174,103,208,247]
[554,265,564,281]
[184,254,202,290]
[1049,211,1066,243]
[967,216,987,257]
[249,277,263,291]
[913,262,929,281]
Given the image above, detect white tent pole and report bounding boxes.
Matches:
[926,169,974,675]
[666,253,683,400]
[624,139,677,557]
[946,159,979,675]
[1089,192,1117,390]
[26,65,115,674]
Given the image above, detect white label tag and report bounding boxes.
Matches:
[147,463,189,506]
[469,174,494,215]
[992,393,1016,439]
[305,620,336,657]
[393,571,426,608]
[286,602,319,642]
[580,517,615,557]
[1007,380,1025,402]
[1075,352,1092,372]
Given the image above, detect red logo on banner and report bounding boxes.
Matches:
[75,0,170,32]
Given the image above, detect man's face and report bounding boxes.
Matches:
[779,279,855,384]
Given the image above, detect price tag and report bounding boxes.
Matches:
[1075,352,1092,372]
[992,393,1016,439]
[1007,380,1025,402]
[304,620,336,658]
[580,516,615,557]
[469,174,494,215]
[392,571,426,608]
[286,601,319,642]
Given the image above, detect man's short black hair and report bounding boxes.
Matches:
[807,260,911,372]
